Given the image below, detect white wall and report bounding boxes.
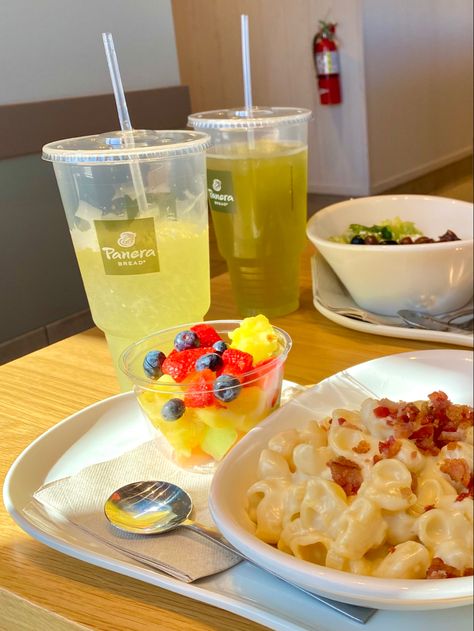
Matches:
[304,0,370,195]
[0,0,180,105]
[362,0,473,192]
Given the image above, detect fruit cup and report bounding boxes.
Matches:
[120,318,292,470]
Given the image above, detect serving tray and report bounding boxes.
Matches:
[4,386,473,631]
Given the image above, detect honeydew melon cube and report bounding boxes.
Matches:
[201,425,238,461]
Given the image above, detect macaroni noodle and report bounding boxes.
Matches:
[246,391,473,579]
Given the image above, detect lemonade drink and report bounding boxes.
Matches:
[73,220,209,390]
[189,107,311,317]
[43,130,211,391]
[207,141,308,316]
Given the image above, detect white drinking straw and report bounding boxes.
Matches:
[240,15,253,111]
[102,32,148,213]
[240,15,255,151]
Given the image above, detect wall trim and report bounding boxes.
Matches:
[370,147,473,194]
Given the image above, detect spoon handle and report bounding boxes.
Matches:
[182,519,376,622]
[183,519,241,556]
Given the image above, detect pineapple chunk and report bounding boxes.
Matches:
[156,410,206,458]
[228,314,281,363]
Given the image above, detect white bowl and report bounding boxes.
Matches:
[306,195,473,316]
[209,349,474,610]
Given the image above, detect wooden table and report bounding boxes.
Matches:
[0,245,467,631]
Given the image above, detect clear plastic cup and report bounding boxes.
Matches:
[188,107,312,318]
[42,130,211,391]
[120,319,292,471]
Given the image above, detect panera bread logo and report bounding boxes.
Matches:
[94,218,160,275]
[207,169,235,213]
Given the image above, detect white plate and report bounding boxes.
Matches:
[311,253,473,348]
[3,375,473,631]
[210,349,474,611]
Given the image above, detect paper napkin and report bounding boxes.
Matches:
[32,438,242,582]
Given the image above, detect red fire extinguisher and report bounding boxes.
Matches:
[313,21,342,105]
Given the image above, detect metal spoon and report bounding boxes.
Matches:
[104,480,375,623]
[397,309,473,333]
[105,480,233,550]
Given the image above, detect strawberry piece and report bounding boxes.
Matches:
[252,357,275,376]
[190,323,222,347]
[184,369,216,408]
[222,348,253,375]
[162,347,214,382]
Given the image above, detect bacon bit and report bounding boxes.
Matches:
[409,424,439,455]
[409,424,433,440]
[428,391,450,410]
[447,404,473,426]
[440,458,471,491]
[374,406,391,418]
[455,474,474,501]
[463,568,474,576]
[353,440,371,454]
[373,454,382,465]
[426,557,462,579]
[371,392,472,458]
[378,435,402,458]
[327,456,363,496]
[424,504,435,512]
[337,417,346,425]
[446,441,460,450]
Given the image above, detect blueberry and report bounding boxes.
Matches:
[161,398,186,421]
[143,350,166,379]
[213,374,242,402]
[174,330,200,351]
[195,352,223,372]
[212,340,228,354]
[350,235,365,245]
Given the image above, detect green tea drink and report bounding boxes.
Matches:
[189,107,311,317]
[42,130,211,391]
[207,141,308,316]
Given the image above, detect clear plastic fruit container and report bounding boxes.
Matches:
[120,319,292,471]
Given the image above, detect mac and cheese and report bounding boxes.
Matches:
[246,391,473,579]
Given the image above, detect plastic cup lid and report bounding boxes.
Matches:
[42,129,211,164]
[188,106,312,130]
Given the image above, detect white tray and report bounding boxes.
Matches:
[311,253,473,348]
[4,387,473,631]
